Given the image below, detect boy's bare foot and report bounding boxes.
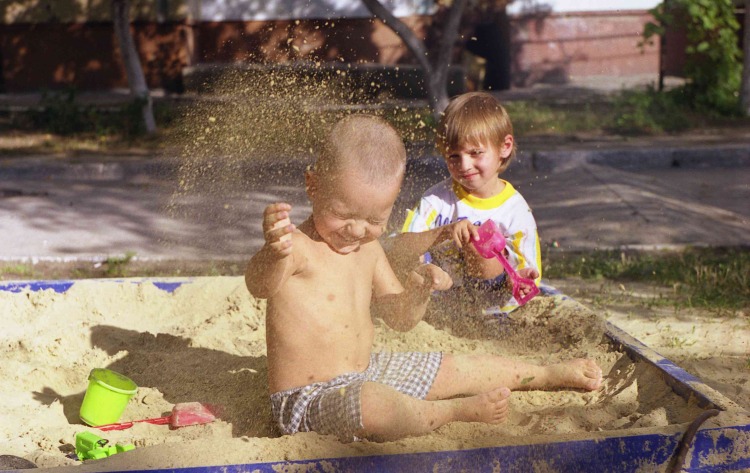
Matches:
[456,386,511,424]
[546,359,603,391]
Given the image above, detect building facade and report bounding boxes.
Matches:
[0,0,665,93]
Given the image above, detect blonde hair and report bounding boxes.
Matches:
[316,114,406,185]
[437,92,516,173]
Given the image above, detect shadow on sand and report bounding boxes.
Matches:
[34,325,275,438]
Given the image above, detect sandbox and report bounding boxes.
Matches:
[1,277,748,472]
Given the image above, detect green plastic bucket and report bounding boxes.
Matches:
[79,368,138,426]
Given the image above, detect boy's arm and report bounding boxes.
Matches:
[245,203,299,299]
[388,219,480,281]
[387,199,450,280]
[503,233,541,278]
[464,210,542,283]
[372,246,452,331]
[387,227,450,279]
[500,211,542,283]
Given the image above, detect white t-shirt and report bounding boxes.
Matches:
[401,178,541,313]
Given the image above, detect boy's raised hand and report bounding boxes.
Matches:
[449,220,480,248]
[263,203,296,257]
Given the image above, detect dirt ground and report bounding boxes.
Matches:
[548,278,750,410]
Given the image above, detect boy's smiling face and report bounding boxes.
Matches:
[444,135,513,199]
[306,169,400,255]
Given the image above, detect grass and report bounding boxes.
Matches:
[0,263,35,278]
[4,248,747,314]
[103,251,137,277]
[3,87,750,157]
[543,247,750,311]
[0,259,246,281]
[506,100,607,135]
[0,93,180,156]
[665,336,697,349]
[0,119,166,157]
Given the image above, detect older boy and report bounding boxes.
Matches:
[390,92,540,320]
[245,114,602,442]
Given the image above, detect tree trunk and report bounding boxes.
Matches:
[430,0,467,114]
[361,0,467,119]
[742,0,750,116]
[112,0,156,134]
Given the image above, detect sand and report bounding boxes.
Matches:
[0,277,734,470]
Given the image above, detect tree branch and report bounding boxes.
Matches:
[432,0,467,91]
[360,0,432,74]
[742,0,750,115]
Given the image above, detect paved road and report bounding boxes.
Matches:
[1,146,748,262]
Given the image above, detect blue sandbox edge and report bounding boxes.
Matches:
[0,278,192,294]
[160,426,750,472]
[0,280,75,293]
[2,279,749,472]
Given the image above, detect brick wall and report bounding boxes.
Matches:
[0,10,664,93]
[509,10,659,87]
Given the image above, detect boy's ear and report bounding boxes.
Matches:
[500,134,514,158]
[305,168,317,198]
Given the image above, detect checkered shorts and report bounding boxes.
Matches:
[269,351,442,442]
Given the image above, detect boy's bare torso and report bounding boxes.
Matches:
[265,227,381,394]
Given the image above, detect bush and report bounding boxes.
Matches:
[32,88,153,138]
[610,87,692,134]
[643,0,742,115]
[32,88,92,135]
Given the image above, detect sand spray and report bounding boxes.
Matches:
[164,57,434,257]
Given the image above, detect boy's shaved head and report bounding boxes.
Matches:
[316,114,406,185]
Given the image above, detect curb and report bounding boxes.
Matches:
[528,144,750,172]
[1,143,749,181]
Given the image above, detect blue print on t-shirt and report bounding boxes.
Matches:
[434,214,486,229]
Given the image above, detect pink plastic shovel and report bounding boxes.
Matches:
[472,220,540,306]
[95,402,218,431]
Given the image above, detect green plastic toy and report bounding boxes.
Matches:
[74,432,135,461]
